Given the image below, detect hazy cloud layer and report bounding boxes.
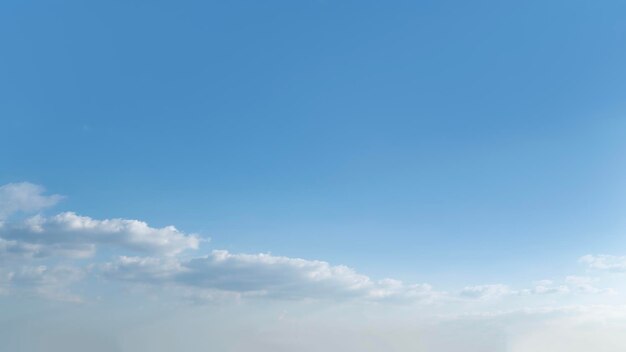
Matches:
[460,284,513,300]
[101,251,440,302]
[4,302,626,352]
[581,254,626,272]
[1,265,84,302]
[459,279,607,300]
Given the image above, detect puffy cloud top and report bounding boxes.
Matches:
[1,212,200,258]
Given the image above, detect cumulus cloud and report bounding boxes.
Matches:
[0,182,617,306]
[1,212,200,258]
[0,182,63,220]
[0,182,202,302]
[0,202,441,303]
[100,250,441,303]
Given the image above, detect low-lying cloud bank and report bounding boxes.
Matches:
[0,182,440,303]
[0,182,620,308]
[100,251,440,302]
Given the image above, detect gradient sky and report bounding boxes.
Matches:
[2,1,626,351]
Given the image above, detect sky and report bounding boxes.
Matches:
[2,0,626,351]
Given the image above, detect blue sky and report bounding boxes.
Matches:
[2,1,626,351]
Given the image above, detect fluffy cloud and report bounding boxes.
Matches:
[0,183,201,302]
[0,182,618,306]
[1,212,200,258]
[100,250,441,302]
[0,182,62,220]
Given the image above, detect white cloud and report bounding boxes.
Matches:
[1,212,200,258]
[522,280,570,295]
[0,182,63,220]
[460,284,513,300]
[0,182,619,308]
[459,277,614,301]
[0,237,97,260]
[101,255,187,282]
[2,265,84,302]
[564,276,615,294]
[580,254,626,272]
[0,237,44,260]
[100,250,441,303]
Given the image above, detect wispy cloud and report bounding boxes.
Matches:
[580,254,626,272]
[0,182,63,220]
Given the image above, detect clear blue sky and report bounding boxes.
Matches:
[2,0,626,287]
